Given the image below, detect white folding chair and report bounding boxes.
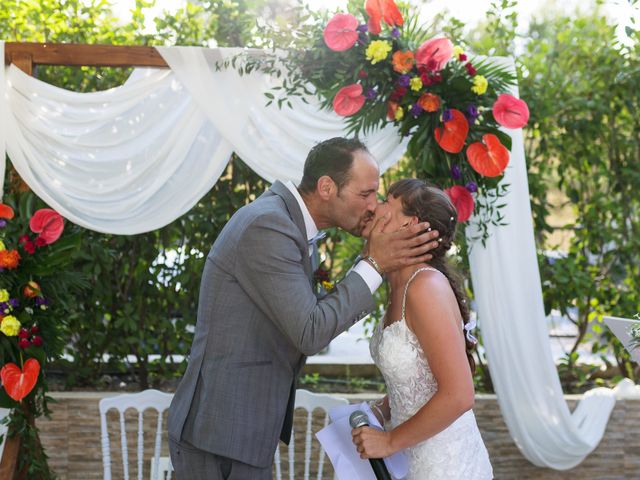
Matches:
[99,389,174,480]
[0,408,11,462]
[274,389,348,480]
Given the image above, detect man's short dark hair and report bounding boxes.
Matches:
[298,137,369,194]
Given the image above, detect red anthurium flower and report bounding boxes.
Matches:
[416,37,453,72]
[323,13,359,52]
[466,134,510,177]
[434,109,469,153]
[0,203,14,220]
[29,209,64,245]
[493,93,530,129]
[446,185,475,222]
[1,358,40,402]
[387,101,399,120]
[365,0,404,35]
[333,84,366,116]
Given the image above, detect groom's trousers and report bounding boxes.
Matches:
[169,437,272,480]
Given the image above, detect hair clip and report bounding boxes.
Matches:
[464,318,477,343]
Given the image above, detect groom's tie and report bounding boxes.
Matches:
[308,231,326,272]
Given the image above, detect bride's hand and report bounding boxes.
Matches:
[351,426,395,459]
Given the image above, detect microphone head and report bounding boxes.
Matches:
[349,410,369,429]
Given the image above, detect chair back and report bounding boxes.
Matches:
[0,408,11,462]
[274,389,348,480]
[99,389,173,480]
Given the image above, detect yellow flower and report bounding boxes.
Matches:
[394,106,404,121]
[366,40,392,65]
[0,240,5,251]
[472,75,488,95]
[1,315,21,337]
[0,289,8,303]
[452,45,465,58]
[409,77,423,92]
[321,281,335,291]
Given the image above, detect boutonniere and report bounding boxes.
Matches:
[313,266,335,293]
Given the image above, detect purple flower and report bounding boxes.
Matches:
[9,298,19,308]
[365,88,378,100]
[466,104,479,124]
[35,296,50,307]
[466,181,478,193]
[0,220,6,228]
[397,75,411,87]
[0,302,9,314]
[357,24,368,33]
[442,109,453,122]
[409,103,423,118]
[450,164,462,180]
[391,27,401,38]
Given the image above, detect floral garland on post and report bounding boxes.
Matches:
[0,200,83,479]
[234,0,529,242]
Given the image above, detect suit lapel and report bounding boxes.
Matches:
[270,181,314,280]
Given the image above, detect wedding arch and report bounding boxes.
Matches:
[0,40,626,470]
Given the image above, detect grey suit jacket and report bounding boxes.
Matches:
[167,181,376,468]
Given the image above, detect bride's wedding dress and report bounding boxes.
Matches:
[369,267,493,479]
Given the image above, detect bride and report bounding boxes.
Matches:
[352,179,493,479]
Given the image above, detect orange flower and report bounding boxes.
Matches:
[0,249,21,270]
[392,50,415,74]
[365,0,404,35]
[417,93,440,112]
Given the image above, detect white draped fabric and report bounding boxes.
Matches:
[0,43,406,233]
[0,41,630,469]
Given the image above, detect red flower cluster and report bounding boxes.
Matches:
[18,325,42,349]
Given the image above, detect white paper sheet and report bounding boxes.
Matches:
[315,401,409,480]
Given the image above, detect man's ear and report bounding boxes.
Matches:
[317,176,335,200]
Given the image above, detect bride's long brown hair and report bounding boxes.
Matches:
[388,179,477,373]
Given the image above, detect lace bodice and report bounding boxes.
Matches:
[369,267,493,479]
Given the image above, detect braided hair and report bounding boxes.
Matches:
[388,179,477,373]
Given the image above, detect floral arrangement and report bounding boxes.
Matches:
[235,0,529,240]
[0,200,83,478]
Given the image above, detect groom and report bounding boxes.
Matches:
[168,137,439,479]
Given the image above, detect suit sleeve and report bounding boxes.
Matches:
[234,214,376,356]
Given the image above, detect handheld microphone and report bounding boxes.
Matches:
[349,410,392,480]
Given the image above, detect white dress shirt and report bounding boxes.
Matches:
[283,181,382,293]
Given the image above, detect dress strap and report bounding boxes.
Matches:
[402,266,440,320]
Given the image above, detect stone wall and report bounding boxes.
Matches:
[37,392,640,479]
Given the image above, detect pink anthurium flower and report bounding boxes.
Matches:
[492,93,530,129]
[29,208,64,245]
[323,13,359,52]
[445,185,475,222]
[333,84,366,116]
[416,37,454,72]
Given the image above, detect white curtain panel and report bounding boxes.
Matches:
[0,42,406,233]
[0,41,629,469]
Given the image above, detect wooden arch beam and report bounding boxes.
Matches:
[4,42,169,75]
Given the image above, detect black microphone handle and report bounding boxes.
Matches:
[369,457,392,480]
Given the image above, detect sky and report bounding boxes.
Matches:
[110,0,639,40]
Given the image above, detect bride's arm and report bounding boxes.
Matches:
[352,271,474,458]
[369,395,391,424]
